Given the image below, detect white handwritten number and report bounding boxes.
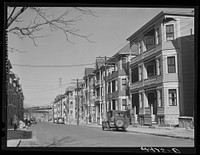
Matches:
[172,148,181,154]
[154,148,160,153]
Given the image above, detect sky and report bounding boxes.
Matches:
[7,6,190,107]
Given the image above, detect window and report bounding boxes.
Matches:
[167,56,176,73]
[156,27,161,45]
[166,24,174,41]
[139,93,143,108]
[168,89,177,106]
[146,63,156,78]
[108,82,111,93]
[112,80,116,92]
[122,78,126,85]
[122,99,127,107]
[131,67,139,83]
[145,36,155,50]
[122,57,127,69]
[112,100,116,110]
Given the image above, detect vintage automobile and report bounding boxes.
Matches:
[102,110,130,132]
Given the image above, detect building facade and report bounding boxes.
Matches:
[7,60,24,128]
[83,68,95,124]
[127,10,194,126]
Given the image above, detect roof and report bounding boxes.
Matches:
[84,68,94,77]
[127,9,194,41]
[96,57,105,69]
[107,43,136,62]
[65,86,74,92]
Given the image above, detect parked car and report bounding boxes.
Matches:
[57,117,65,124]
[102,110,130,132]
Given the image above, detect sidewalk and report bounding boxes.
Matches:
[7,126,36,147]
[82,123,194,140]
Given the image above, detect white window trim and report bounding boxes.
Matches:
[164,23,176,42]
[166,88,179,107]
[155,26,161,45]
[165,55,178,74]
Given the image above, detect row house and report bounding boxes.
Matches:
[53,94,65,123]
[75,82,86,125]
[92,44,138,125]
[104,43,138,113]
[127,10,194,127]
[83,68,96,124]
[93,57,105,124]
[64,86,76,124]
[7,59,24,127]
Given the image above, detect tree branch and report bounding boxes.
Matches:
[7,7,28,29]
[7,7,96,45]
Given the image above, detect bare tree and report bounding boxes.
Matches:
[7,7,96,46]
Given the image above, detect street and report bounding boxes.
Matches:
[18,122,194,147]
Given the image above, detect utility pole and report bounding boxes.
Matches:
[59,78,62,117]
[52,101,54,123]
[76,78,79,125]
[72,78,84,125]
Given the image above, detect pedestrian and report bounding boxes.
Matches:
[13,115,18,131]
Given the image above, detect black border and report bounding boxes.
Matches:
[2,2,198,153]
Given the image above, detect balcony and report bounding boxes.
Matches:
[106,90,127,100]
[95,96,102,103]
[130,46,159,66]
[105,69,127,81]
[130,81,143,91]
[143,75,162,87]
[143,46,156,60]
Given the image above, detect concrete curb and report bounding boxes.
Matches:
[81,124,194,140]
[127,130,194,140]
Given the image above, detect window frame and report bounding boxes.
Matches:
[168,89,177,106]
[167,56,176,73]
[165,24,175,41]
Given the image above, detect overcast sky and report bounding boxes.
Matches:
[8,7,189,107]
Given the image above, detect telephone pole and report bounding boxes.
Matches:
[59,78,62,117]
[72,78,83,125]
[76,78,79,125]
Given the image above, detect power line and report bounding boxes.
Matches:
[101,41,128,56]
[11,63,95,68]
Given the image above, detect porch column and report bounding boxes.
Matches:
[143,91,148,108]
[99,102,102,124]
[156,58,161,76]
[134,106,138,123]
[142,63,147,80]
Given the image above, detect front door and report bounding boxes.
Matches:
[147,91,157,123]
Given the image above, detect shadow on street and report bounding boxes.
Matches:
[7,130,32,140]
[46,136,78,147]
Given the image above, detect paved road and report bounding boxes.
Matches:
[20,122,194,147]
